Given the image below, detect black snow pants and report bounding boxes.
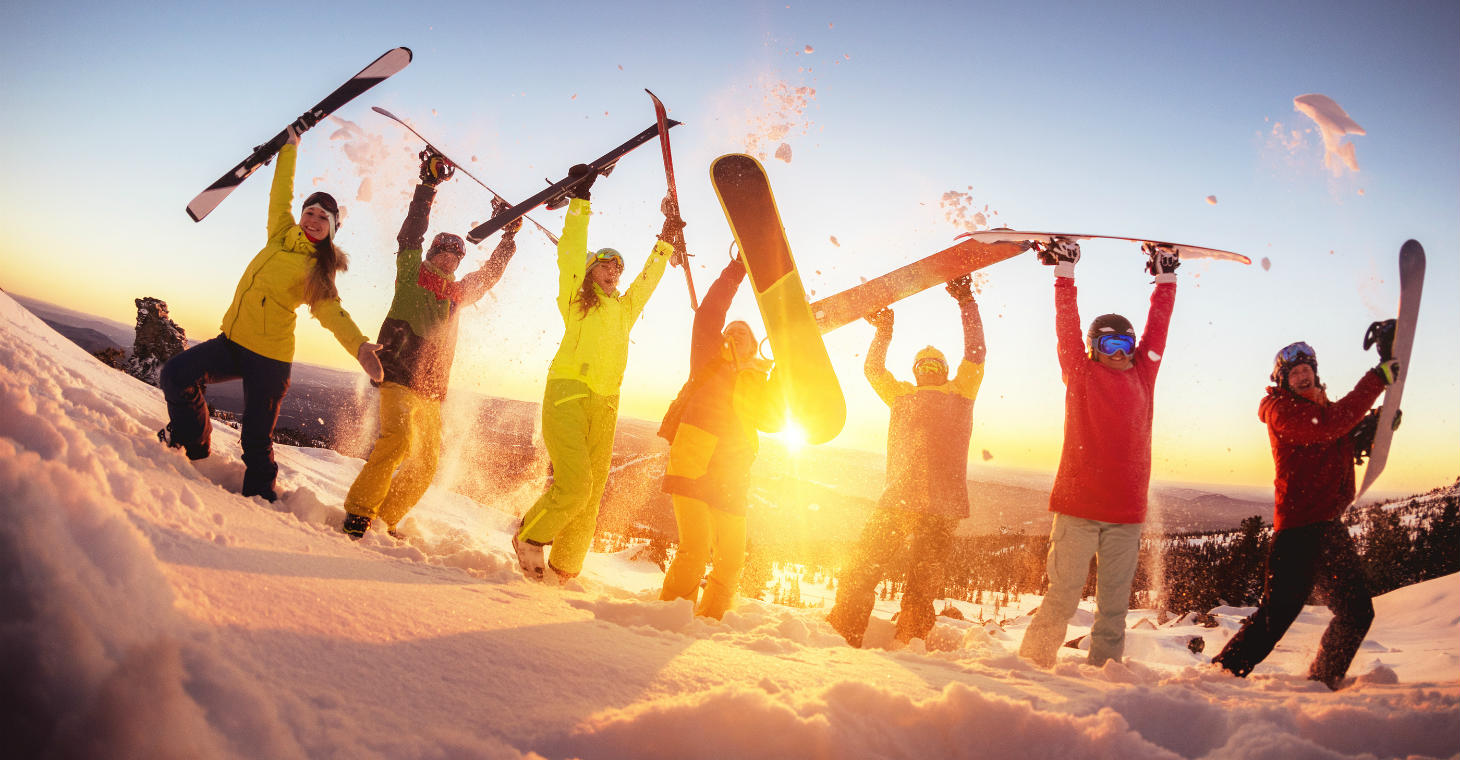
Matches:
[160,334,292,501]
[1212,518,1374,688]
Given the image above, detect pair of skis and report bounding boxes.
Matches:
[184,50,699,308]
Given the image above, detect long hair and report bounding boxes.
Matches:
[575,276,604,317]
[303,235,349,304]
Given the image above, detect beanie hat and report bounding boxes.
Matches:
[302,191,340,238]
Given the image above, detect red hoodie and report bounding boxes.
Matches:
[1260,371,1385,530]
[1048,278,1174,524]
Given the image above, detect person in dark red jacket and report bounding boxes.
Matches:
[827,274,985,648]
[1019,240,1177,668]
[1212,341,1398,689]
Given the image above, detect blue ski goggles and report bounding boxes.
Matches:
[1277,341,1315,364]
[1094,333,1136,356]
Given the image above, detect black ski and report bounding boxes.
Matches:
[186,47,413,222]
[372,106,558,245]
[465,119,680,245]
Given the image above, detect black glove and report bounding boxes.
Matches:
[1035,237,1081,266]
[566,163,597,200]
[490,197,522,235]
[866,307,894,330]
[946,274,974,303]
[419,148,455,187]
[1144,243,1180,277]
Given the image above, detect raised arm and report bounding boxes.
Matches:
[1137,243,1179,373]
[622,240,673,322]
[864,308,899,405]
[459,227,519,306]
[268,140,299,239]
[1264,372,1386,445]
[689,257,746,371]
[555,198,592,321]
[397,184,435,255]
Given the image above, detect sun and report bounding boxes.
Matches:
[775,423,809,454]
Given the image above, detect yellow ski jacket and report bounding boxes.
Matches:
[218,143,368,363]
[546,198,672,396]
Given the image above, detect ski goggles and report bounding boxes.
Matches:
[590,248,624,268]
[1094,333,1136,356]
[913,357,948,375]
[1277,341,1316,364]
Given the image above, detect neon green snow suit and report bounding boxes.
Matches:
[517,198,672,576]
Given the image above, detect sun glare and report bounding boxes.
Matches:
[776,423,809,454]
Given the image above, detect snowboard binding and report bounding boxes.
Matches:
[1350,407,1401,465]
[1363,319,1397,362]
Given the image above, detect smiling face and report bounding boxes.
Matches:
[299,205,333,241]
[721,321,757,365]
[588,258,623,291]
[1093,348,1134,371]
[426,248,465,276]
[1285,362,1322,402]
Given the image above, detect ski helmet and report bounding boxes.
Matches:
[913,346,948,375]
[302,192,341,237]
[428,232,465,258]
[587,247,623,269]
[1270,341,1318,386]
[1087,314,1135,344]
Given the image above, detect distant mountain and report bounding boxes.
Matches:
[13,293,1280,538]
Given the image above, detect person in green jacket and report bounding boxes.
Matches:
[341,148,522,539]
[512,164,685,582]
[159,127,382,502]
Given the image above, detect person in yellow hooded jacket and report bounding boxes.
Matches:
[159,127,383,502]
[827,275,985,647]
[512,164,685,582]
[659,255,784,619]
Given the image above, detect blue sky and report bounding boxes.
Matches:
[2,0,1455,493]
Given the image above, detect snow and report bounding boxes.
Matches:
[3,289,1457,760]
[1293,93,1366,176]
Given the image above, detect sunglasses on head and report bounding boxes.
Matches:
[1277,341,1315,363]
[1094,333,1136,356]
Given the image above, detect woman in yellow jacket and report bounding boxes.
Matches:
[512,165,682,582]
[159,128,382,501]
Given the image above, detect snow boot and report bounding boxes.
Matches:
[546,562,578,587]
[512,529,547,581]
[342,513,371,540]
[157,426,209,461]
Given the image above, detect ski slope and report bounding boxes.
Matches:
[2,291,1456,760]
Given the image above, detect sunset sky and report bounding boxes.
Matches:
[2,1,1455,495]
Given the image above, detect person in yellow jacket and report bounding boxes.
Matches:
[659,256,784,619]
[512,165,685,582]
[159,127,383,502]
[827,275,985,647]
[342,150,521,540]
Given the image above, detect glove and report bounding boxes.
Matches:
[419,148,455,187]
[490,197,523,235]
[866,307,894,330]
[1373,359,1401,385]
[1035,237,1081,266]
[659,213,687,252]
[566,163,597,200]
[946,274,974,303]
[1144,243,1180,280]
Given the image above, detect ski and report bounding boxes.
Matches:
[186,47,413,222]
[465,119,679,245]
[1356,239,1425,500]
[960,230,1251,264]
[710,153,845,445]
[646,89,698,309]
[371,106,558,245]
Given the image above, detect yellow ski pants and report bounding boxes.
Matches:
[517,379,618,576]
[659,495,747,620]
[344,382,442,528]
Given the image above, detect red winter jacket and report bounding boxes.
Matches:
[1048,277,1174,524]
[1260,372,1385,530]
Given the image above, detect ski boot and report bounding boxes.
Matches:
[157,426,209,461]
[342,513,371,540]
[512,528,547,581]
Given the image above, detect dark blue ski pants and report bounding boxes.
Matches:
[159,335,291,499]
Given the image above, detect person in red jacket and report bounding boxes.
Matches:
[827,274,985,648]
[1018,240,1177,668]
[1212,341,1398,689]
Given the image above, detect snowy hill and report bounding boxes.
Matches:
[2,290,1458,760]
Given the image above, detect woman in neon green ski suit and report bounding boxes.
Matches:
[513,166,685,581]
